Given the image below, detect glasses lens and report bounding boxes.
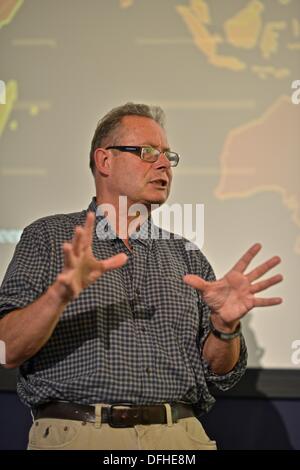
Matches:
[141,147,160,162]
[165,152,179,167]
[141,147,179,166]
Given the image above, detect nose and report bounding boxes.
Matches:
[154,151,171,170]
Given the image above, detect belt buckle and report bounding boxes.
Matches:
[108,403,134,428]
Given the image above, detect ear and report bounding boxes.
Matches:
[93,148,111,176]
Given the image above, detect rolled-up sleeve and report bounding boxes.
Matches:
[0,223,50,318]
[200,309,248,390]
[197,253,248,391]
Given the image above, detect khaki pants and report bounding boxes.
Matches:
[28,406,217,450]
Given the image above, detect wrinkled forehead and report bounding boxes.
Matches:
[114,115,169,147]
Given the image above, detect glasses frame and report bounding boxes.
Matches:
[105,145,180,167]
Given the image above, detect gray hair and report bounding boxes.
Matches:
[89,102,166,174]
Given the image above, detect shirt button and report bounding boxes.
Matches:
[135,288,141,296]
[146,367,151,374]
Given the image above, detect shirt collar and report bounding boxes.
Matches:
[87,197,158,248]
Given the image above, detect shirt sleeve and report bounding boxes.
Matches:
[195,251,248,391]
[0,222,50,318]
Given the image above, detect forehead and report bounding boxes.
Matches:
[117,115,168,146]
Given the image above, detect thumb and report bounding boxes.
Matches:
[183,274,208,292]
[100,252,128,273]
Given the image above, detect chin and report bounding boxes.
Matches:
[136,188,170,208]
[136,197,166,209]
[150,198,169,208]
[147,200,164,208]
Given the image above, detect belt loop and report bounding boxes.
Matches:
[163,403,173,427]
[95,404,102,428]
[30,408,35,424]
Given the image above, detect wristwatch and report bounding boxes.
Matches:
[209,317,241,341]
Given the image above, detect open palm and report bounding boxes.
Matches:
[57,211,127,300]
[184,243,283,326]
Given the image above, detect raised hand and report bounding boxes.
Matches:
[184,243,283,328]
[56,211,127,300]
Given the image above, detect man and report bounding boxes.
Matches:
[0,103,282,450]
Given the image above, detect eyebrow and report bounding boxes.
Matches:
[139,143,171,151]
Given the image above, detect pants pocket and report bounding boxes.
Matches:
[137,418,217,450]
[28,418,82,450]
[178,417,217,450]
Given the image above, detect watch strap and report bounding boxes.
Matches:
[209,317,241,341]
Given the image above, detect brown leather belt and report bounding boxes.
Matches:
[33,402,195,427]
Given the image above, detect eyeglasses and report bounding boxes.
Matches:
[105,146,180,167]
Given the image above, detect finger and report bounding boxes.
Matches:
[56,272,78,299]
[231,243,262,273]
[183,274,208,291]
[250,274,283,294]
[247,256,281,282]
[253,297,283,307]
[62,242,76,269]
[72,226,84,256]
[99,253,128,273]
[57,270,73,287]
[83,211,95,248]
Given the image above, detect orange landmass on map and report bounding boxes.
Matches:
[0,0,23,29]
[215,96,300,231]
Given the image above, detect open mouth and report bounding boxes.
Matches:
[150,179,168,188]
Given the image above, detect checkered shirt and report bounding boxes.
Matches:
[0,198,247,414]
